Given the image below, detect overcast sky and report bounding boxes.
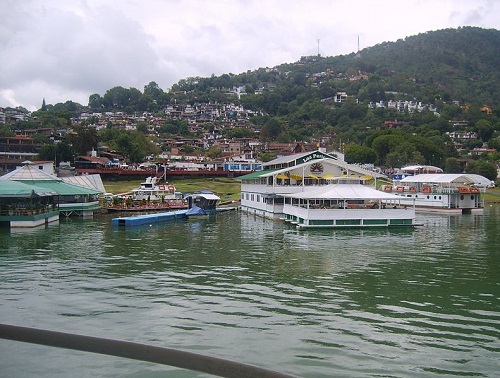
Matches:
[1,0,499,111]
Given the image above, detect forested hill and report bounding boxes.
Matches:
[13,27,499,179]
[35,27,499,116]
[160,27,500,120]
[288,26,500,106]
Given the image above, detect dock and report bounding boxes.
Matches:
[111,209,188,227]
[111,206,238,227]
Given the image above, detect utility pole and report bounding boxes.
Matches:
[317,39,320,56]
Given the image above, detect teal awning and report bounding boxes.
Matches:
[0,181,57,197]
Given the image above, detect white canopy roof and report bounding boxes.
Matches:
[185,193,220,201]
[198,194,220,200]
[282,184,402,200]
[400,173,492,186]
[62,174,106,193]
[0,164,59,181]
[401,165,443,173]
[463,174,495,187]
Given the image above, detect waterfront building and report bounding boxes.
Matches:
[0,162,104,218]
[0,180,59,228]
[239,150,414,228]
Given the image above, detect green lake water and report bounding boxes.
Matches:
[1,206,499,377]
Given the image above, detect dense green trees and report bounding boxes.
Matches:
[336,127,462,168]
[30,108,73,128]
[99,128,160,163]
[465,160,498,181]
[38,140,75,165]
[225,128,255,139]
[156,119,191,137]
[87,82,172,113]
[444,157,463,173]
[206,145,223,159]
[344,144,377,164]
[0,125,14,137]
[476,120,496,143]
[259,118,283,142]
[69,126,99,155]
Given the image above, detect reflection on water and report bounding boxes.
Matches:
[0,207,499,377]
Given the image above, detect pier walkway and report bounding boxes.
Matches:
[111,209,188,227]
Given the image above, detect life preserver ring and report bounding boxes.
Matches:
[396,186,404,192]
[383,185,392,192]
[158,185,165,190]
[168,185,175,191]
[458,187,470,194]
[408,187,416,193]
[470,187,480,194]
[421,186,431,193]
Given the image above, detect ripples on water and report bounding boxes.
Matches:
[1,207,499,377]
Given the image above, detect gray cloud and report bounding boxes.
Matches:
[1,0,499,110]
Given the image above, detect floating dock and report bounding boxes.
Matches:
[111,209,188,227]
[111,206,238,227]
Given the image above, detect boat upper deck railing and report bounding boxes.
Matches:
[0,323,296,378]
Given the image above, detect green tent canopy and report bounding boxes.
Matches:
[0,181,57,198]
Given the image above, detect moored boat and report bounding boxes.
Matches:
[184,190,220,216]
[104,176,186,212]
[381,173,491,214]
[132,176,182,202]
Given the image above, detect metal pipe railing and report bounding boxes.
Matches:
[0,324,296,378]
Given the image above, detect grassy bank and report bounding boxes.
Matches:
[484,187,500,203]
[103,177,242,202]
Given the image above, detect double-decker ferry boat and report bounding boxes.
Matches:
[381,173,491,214]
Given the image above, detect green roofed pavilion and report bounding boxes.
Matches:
[0,180,57,197]
[0,163,104,217]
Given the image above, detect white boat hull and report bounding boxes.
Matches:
[381,188,483,214]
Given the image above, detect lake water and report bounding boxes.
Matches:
[1,206,499,377]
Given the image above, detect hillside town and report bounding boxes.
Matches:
[1,99,497,178]
[0,101,322,176]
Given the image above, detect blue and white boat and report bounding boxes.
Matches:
[184,190,220,216]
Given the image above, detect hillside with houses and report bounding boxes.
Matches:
[0,27,498,181]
